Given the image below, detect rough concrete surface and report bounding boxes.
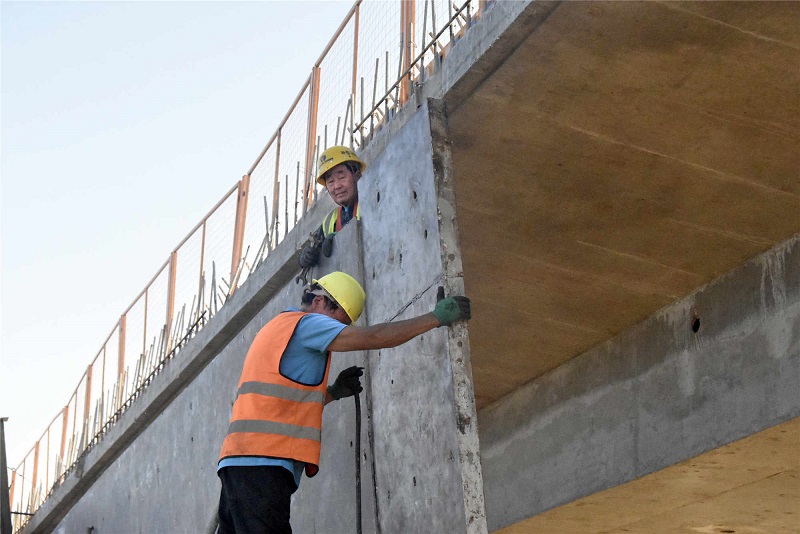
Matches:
[480,235,800,531]
[359,99,477,534]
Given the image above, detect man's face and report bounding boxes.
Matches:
[324,163,359,207]
[310,295,352,325]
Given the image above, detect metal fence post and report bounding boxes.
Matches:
[6,471,14,533]
[230,174,250,296]
[197,224,206,317]
[272,130,283,246]
[304,66,322,211]
[30,442,39,507]
[400,0,416,105]
[59,407,69,467]
[118,315,126,395]
[142,288,149,367]
[165,251,178,355]
[82,366,92,450]
[351,3,360,147]
[1,417,12,534]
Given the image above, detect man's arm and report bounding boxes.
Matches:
[327,295,471,352]
[327,313,441,352]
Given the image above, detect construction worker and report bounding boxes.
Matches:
[298,145,366,269]
[216,271,471,533]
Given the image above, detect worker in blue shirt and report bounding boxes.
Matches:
[217,271,471,533]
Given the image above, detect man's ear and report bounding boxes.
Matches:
[307,295,324,312]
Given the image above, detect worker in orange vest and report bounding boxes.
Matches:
[298,146,366,269]
[217,271,470,533]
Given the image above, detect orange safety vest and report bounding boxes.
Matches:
[322,202,360,237]
[218,311,331,477]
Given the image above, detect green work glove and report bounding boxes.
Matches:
[432,288,471,326]
[328,366,364,400]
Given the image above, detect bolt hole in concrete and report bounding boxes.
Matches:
[413,190,417,200]
[691,308,701,333]
[377,191,381,203]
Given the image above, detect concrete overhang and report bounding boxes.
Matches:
[440,1,798,531]
[446,0,799,409]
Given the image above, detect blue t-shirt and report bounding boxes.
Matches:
[218,308,347,487]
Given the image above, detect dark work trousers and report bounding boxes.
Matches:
[217,465,298,534]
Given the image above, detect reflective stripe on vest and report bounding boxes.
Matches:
[228,420,320,442]
[218,311,331,477]
[322,202,360,237]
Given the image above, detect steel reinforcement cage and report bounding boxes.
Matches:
[7,0,489,529]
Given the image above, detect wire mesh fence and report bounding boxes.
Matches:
[8,1,488,529]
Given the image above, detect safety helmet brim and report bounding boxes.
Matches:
[316,146,366,186]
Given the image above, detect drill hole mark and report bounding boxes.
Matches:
[691,308,701,333]
[412,190,417,200]
[377,191,381,203]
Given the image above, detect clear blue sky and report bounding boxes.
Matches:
[1,0,354,467]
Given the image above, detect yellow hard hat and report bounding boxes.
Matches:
[313,271,366,323]
[316,145,366,186]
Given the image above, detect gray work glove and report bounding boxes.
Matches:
[321,235,335,258]
[432,286,471,326]
[328,366,364,400]
[298,243,320,268]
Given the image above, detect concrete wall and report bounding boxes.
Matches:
[358,99,470,534]
[479,233,800,531]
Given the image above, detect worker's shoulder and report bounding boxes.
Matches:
[299,312,345,328]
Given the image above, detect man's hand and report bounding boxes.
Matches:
[298,244,320,268]
[327,366,364,400]
[321,235,335,258]
[432,287,471,326]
